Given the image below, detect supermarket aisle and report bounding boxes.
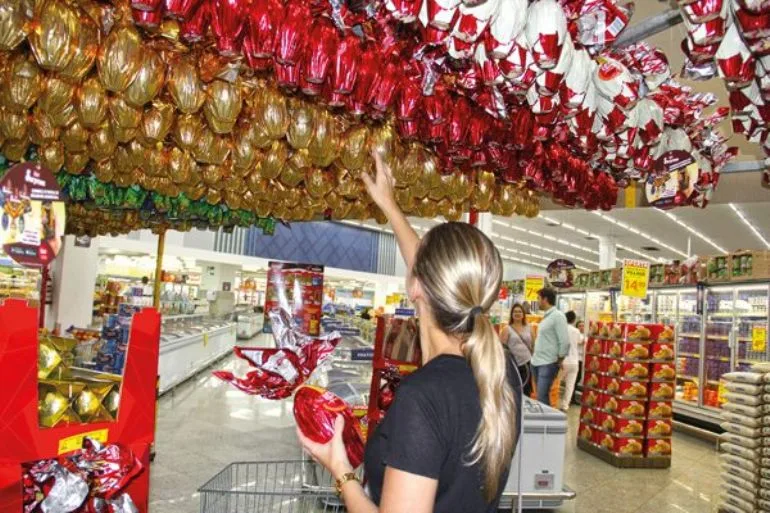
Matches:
[150,349,721,513]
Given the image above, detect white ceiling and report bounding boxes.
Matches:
[358,201,770,271]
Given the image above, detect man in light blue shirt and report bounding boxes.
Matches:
[531,288,570,406]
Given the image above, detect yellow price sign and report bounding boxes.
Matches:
[621,259,650,299]
[717,380,728,405]
[203,332,209,347]
[753,326,767,352]
[58,429,108,455]
[524,276,545,302]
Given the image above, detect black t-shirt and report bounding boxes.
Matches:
[364,354,522,512]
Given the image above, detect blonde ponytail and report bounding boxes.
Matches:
[411,222,517,503]
[463,310,517,502]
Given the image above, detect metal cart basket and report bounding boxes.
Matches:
[199,459,362,513]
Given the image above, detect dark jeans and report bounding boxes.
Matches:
[532,362,560,406]
[517,362,533,399]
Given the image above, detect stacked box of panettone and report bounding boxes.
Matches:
[578,322,676,464]
[718,367,769,513]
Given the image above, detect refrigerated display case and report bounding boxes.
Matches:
[557,292,586,321]
[731,284,769,373]
[586,291,613,324]
[617,293,653,323]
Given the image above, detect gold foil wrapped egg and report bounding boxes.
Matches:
[140,101,175,145]
[39,388,71,428]
[38,76,74,118]
[112,125,137,144]
[287,100,315,150]
[39,140,64,172]
[29,107,61,146]
[472,171,496,212]
[65,151,89,174]
[103,389,120,416]
[93,158,115,182]
[76,77,107,129]
[418,197,438,219]
[224,189,242,210]
[205,187,222,205]
[168,147,193,184]
[451,172,473,202]
[281,149,309,188]
[336,170,361,199]
[109,94,142,129]
[2,137,29,161]
[186,182,206,200]
[305,168,331,199]
[0,0,28,51]
[59,11,99,82]
[193,126,231,165]
[246,163,268,194]
[369,124,397,168]
[492,184,516,217]
[331,200,352,220]
[38,342,62,379]
[4,52,43,112]
[339,126,368,172]
[98,24,142,92]
[74,388,101,420]
[173,113,203,152]
[395,144,423,185]
[307,110,339,167]
[88,123,117,161]
[0,108,29,141]
[395,187,416,212]
[260,88,288,140]
[167,55,205,114]
[124,48,165,108]
[202,163,223,187]
[429,174,451,202]
[441,200,463,222]
[28,0,80,72]
[60,119,88,152]
[204,79,241,134]
[233,134,258,172]
[261,140,287,180]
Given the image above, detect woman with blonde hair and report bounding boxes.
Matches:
[299,153,522,513]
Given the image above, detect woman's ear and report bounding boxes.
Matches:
[407,277,424,304]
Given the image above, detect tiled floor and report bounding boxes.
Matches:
[150,341,722,513]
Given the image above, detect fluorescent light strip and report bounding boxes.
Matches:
[494,237,599,267]
[730,204,770,249]
[657,209,726,254]
[493,219,600,255]
[592,211,688,258]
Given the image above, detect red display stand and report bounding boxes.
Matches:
[366,314,421,436]
[0,299,161,511]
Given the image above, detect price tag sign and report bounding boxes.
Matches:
[203,332,209,347]
[524,276,545,301]
[58,429,109,455]
[621,259,650,298]
[752,326,767,352]
[718,380,728,404]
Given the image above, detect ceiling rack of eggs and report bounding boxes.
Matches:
[0,0,742,225]
[676,0,770,170]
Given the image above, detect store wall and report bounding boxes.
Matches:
[243,222,383,274]
[503,260,545,280]
[50,236,99,330]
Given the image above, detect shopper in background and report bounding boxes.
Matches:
[503,303,533,398]
[561,311,582,412]
[530,288,570,406]
[575,319,586,398]
[298,152,522,513]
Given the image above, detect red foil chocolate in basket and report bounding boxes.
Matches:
[294,385,365,468]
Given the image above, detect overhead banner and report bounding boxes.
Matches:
[264,261,324,336]
[524,275,545,301]
[546,259,576,289]
[0,163,66,267]
[621,259,650,298]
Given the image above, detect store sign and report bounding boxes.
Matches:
[524,276,545,301]
[753,326,767,352]
[0,163,66,267]
[546,259,576,289]
[264,261,324,336]
[645,150,698,209]
[621,259,650,298]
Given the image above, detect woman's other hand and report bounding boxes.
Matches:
[297,415,353,480]
[362,151,397,214]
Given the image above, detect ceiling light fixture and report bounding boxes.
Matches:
[592,211,688,259]
[657,209,726,254]
[493,219,600,256]
[730,203,770,249]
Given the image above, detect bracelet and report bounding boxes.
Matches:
[335,472,360,496]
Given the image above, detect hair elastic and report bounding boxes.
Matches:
[467,306,484,332]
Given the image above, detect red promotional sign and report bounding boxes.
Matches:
[0,163,66,267]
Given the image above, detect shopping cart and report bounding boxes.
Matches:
[198,459,363,513]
